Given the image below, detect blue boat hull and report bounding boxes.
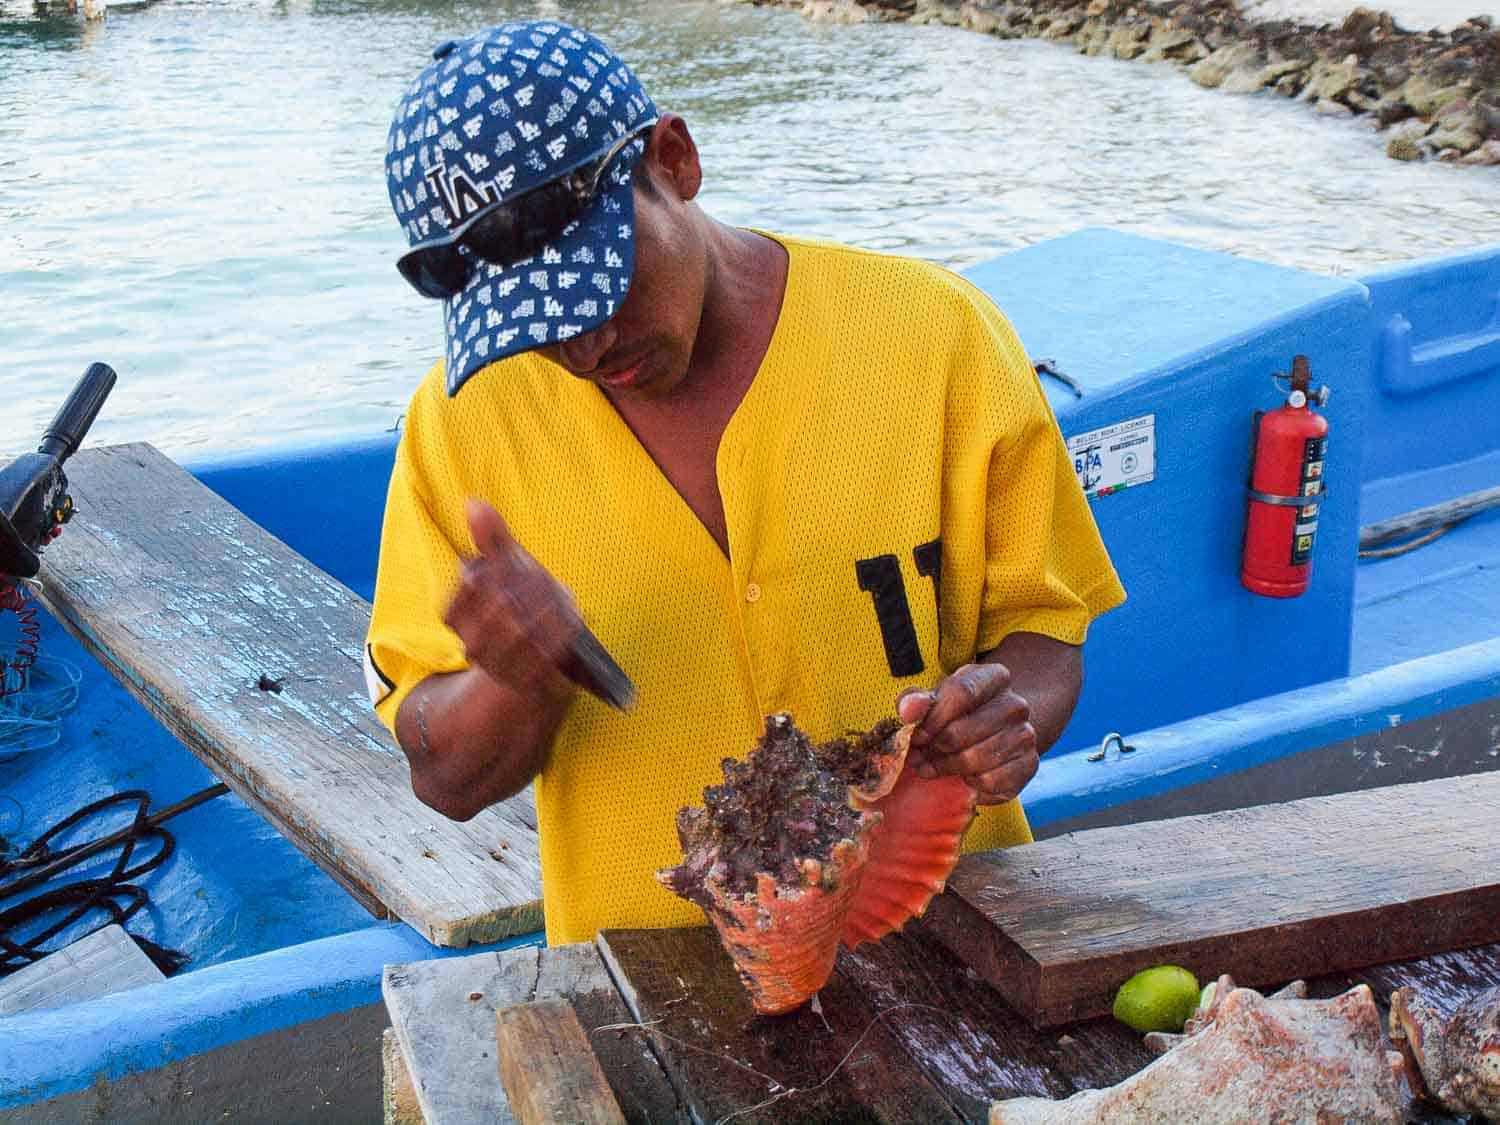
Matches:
[3,229,1498,1115]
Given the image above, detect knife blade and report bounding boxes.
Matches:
[560,623,636,711]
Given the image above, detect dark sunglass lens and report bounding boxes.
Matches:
[463,183,585,267]
[398,244,470,299]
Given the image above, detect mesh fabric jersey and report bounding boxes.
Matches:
[367,233,1126,945]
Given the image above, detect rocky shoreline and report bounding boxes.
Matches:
[768,0,1500,165]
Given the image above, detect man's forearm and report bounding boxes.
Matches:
[395,665,573,820]
[980,631,1083,756]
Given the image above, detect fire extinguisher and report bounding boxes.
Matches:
[1242,355,1330,598]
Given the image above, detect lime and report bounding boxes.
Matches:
[1111,965,1200,1033]
[1200,980,1217,1012]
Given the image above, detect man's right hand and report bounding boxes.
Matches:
[444,498,580,702]
[398,499,581,819]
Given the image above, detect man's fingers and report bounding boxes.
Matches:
[919,720,1037,780]
[969,752,1040,806]
[896,688,933,726]
[912,663,1010,747]
[924,689,1029,761]
[465,497,516,559]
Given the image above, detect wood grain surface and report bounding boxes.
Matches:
[383,942,683,1125]
[598,927,964,1124]
[922,771,1500,1025]
[37,442,541,946]
[496,999,625,1125]
[384,931,1500,1124]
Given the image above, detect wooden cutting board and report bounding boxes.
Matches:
[921,771,1500,1027]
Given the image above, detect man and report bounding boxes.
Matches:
[366,20,1125,946]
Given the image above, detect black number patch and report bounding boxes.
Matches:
[857,538,942,677]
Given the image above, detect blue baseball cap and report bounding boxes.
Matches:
[385,22,658,396]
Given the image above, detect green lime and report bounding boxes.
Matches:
[1111,965,1200,1033]
[1200,980,1217,1011]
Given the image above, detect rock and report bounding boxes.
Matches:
[1401,72,1472,117]
[1315,97,1354,116]
[959,3,1000,34]
[1303,56,1362,103]
[1430,112,1486,154]
[1107,23,1150,60]
[1375,96,1416,126]
[1386,131,1425,160]
[1459,140,1500,165]
[1340,7,1395,43]
[1041,14,1081,39]
[1142,25,1206,63]
[1274,71,1305,96]
[1189,43,1260,89]
[801,0,872,23]
[910,0,960,25]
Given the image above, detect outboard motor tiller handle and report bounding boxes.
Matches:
[0,362,117,579]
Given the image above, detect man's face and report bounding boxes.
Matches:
[538,167,707,400]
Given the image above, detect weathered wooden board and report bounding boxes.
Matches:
[922,772,1500,1026]
[383,942,684,1125]
[382,1028,424,1125]
[496,999,626,1125]
[597,927,964,1124]
[0,924,164,1016]
[36,442,540,946]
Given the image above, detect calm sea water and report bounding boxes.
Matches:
[3,0,1498,457]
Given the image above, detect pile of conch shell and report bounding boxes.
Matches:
[657,713,976,1015]
[990,976,1406,1124]
[1389,982,1500,1119]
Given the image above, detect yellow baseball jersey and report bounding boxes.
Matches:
[366,234,1125,946]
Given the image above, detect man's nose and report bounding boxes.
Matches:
[555,319,617,374]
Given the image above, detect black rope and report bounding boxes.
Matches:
[0,784,228,977]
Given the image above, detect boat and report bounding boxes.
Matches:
[1,226,1497,1119]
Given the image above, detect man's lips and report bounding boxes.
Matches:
[595,355,647,389]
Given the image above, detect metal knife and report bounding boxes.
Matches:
[560,624,636,711]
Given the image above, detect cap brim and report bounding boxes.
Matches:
[440,154,640,397]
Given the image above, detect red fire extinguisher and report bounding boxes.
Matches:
[1242,355,1330,598]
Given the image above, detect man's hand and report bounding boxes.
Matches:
[897,663,1038,805]
[444,498,579,702]
[894,633,1085,807]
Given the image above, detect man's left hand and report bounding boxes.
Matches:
[897,662,1038,805]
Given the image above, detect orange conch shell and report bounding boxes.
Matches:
[843,758,978,948]
[658,716,978,1015]
[675,834,877,1015]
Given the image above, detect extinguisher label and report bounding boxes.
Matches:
[1291,436,1328,566]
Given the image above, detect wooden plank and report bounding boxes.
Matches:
[37,443,540,946]
[922,772,1500,1026]
[0,925,164,1016]
[382,943,683,1125]
[496,999,626,1125]
[382,1027,426,1125]
[597,926,963,1124]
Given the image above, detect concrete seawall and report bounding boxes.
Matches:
[766,0,1500,165]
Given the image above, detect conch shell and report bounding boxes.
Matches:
[991,978,1406,1124]
[657,713,976,1015]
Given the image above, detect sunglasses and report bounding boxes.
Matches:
[396,119,658,301]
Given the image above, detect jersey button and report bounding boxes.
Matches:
[745,582,762,603]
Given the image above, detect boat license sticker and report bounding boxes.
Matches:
[1066,414,1156,500]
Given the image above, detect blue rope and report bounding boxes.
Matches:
[0,657,83,766]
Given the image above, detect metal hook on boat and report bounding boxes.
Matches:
[1087,731,1137,763]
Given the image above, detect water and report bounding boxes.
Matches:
[3,0,1498,457]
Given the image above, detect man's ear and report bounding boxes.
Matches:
[643,114,702,202]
